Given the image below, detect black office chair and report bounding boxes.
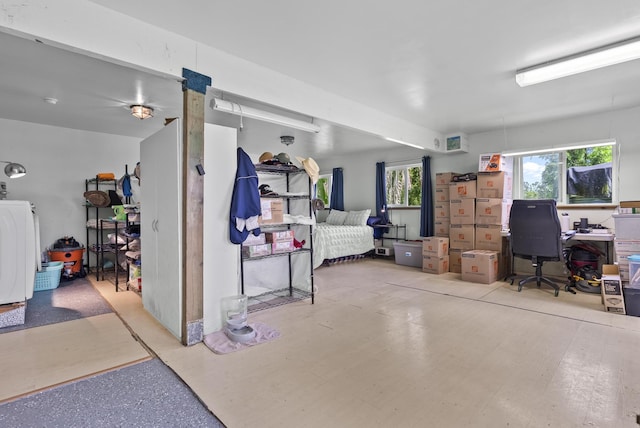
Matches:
[509,199,564,297]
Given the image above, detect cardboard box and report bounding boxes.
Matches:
[620,201,640,208]
[435,172,463,186]
[461,250,499,284]
[241,243,272,258]
[435,187,450,203]
[422,255,449,274]
[393,241,423,268]
[450,198,476,225]
[449,249,463,273]
[258,198,284,225]
[449,181,477,199]
[422,237,449,257]
[434,220,450,237]
[265,230,294,242]
[434,203,450,220]
[475,198,511,228]
[271,239,295,254]
[478,153,513,173]
[601,265,626,314]
[474,224,503,252]
[242,232,266,246]
[477,172,513,199]
[449,224,475,250]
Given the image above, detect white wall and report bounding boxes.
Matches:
[0,118,140,252]
[314,105,640,239]
[203,124,239,334]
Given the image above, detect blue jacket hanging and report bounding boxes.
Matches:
[230,147,261,244]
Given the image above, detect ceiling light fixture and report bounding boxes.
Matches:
[385,137,424,150]
[503,139,616,157]
[516,37,640,87]
[130,105,154,120]
[280,136,295,146]
[0,161,27,178]
[210,98,320,133]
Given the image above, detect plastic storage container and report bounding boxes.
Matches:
[393,241,423,268]
[629,254,640,288]
[613,214,640,240]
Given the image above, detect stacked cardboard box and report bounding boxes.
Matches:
[461,249,500,284]
[241,233,271,258]
[265,230,295,255]
[449,180,477,269]
[422,237,449,274]
[434,172,460,238]
[258,198,284,225]
[475,159,513,277]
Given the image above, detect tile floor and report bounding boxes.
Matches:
[6,258,640,427]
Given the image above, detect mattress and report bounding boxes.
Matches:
[312,224,374,269]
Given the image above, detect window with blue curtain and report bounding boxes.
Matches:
[420,155,434,236]
[375,162,390,239]
[329,167,344,211]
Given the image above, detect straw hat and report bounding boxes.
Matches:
[295,156,320,184]
[258,152,274,163]
[83,190,111,207]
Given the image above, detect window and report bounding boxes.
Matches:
[514,141,616,205]
[386,163,422,207]
[315,174,331,206]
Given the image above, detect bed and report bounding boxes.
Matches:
[312,209,375,269]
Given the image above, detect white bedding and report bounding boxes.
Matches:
[312,223,374,269]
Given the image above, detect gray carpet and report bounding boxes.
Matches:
[0,278,113,333]
[0,358,225,427]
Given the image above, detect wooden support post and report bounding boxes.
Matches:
[181,68,211,346]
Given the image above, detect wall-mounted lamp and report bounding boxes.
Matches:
[0,161,27,178]
[516,36,640,87]
[130,105,154,120]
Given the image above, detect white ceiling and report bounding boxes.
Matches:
[3,1,640,159]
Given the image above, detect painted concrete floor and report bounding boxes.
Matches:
[101,258,640,427]
[6,258,640,427]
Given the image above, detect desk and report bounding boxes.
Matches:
[501,230,614,281]
[568,232,614,263]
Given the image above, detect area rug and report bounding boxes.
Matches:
[0,278,113,333]
[0,358,224,427]
[204,322,280,354]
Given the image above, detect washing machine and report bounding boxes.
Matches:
[0,200,41,305]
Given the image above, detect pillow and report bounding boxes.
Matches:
[316,209,330,223]
[343,209,371,226]
[326,209,348,225]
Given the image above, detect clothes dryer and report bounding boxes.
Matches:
[0,200,40,304]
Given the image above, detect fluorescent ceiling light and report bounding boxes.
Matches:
[385,137,424,150]
[210,98,320,133]
[503,139,616,157]
[516,37,640,87]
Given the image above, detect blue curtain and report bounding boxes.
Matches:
[420,155,434,237]
[330,167,344,211]
[375,162,390,224]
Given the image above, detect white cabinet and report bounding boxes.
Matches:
[140,120,182,339]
